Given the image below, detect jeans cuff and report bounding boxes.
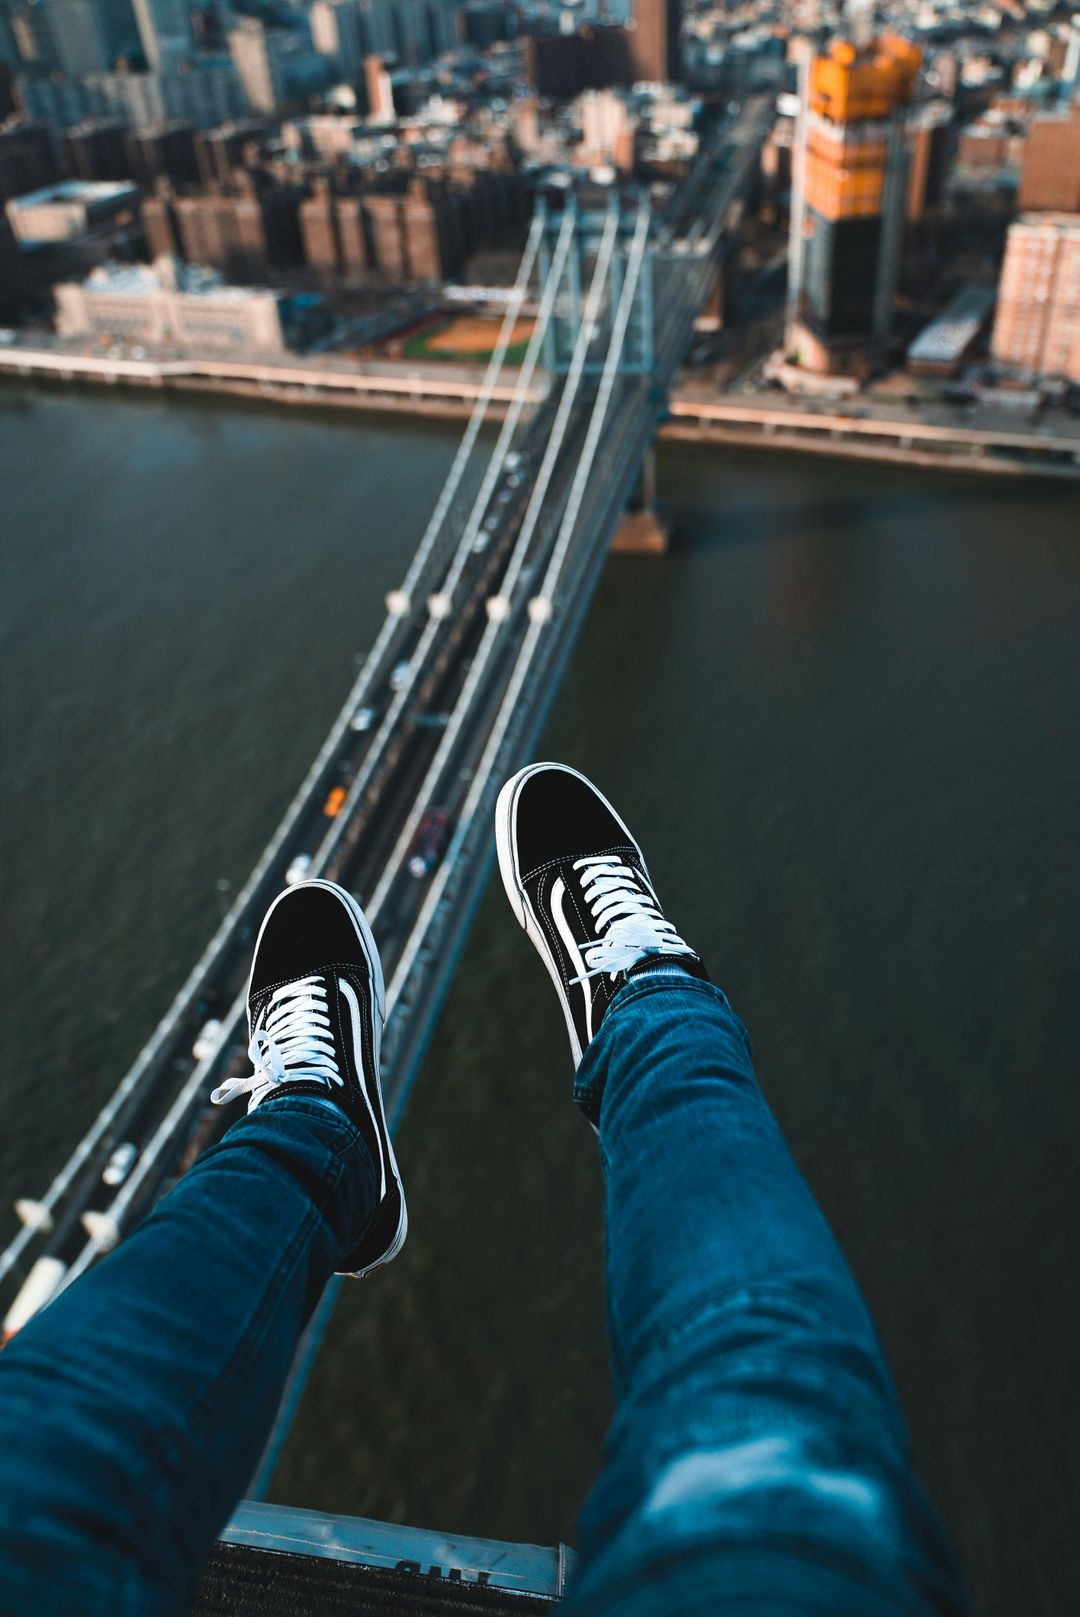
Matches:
[572,976,751,1127]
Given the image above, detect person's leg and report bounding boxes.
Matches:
[495,763,967,1616]
[568,975,967,1615]
[0,1098,373,1616]
[0,880,406,1617]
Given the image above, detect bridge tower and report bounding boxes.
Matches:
[536,198,655,377]
[537,196,668,552]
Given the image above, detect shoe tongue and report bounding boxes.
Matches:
[523,844,642,884]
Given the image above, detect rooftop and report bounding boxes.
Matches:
[908,285,996,365]
[80,258,271,301]
[8,180,138,211]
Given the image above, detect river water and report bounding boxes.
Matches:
[2,385,1078,1616]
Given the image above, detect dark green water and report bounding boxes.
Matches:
[2,386,1079,1616]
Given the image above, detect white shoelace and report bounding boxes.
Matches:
[210,975,344,1112]
[569,856,691,983]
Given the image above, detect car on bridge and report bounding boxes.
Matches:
[193,1019,222,1062]
[102,1142,137,1187]
[323,785,347,818]
[286,854,313,885]
[406,808,450,878]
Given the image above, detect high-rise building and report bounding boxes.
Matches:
[991,213,1080,384]
[194,122,266,189]
[228,19,329,114]
[63,117,128,179]
[461,3,506,50]
[141,176,179,254]
[629,0,680,85]
[125,120,198,184]
[6,1,60,70]
[427,1,459,56]
[130,0,192,72]
[402,174,462,280]
[46,0,110,75]
[142,169,302,272]
[523,25,631,100]
[299,175,338,269]
[94,0,140,63]
[34,0,136,71]
[363,189,405,274]
[357,0,394,60]
[17,60,246,130]
[310,0,364,80]
[334,193,368,269]
[363,52,393,119]
[1064,18,1080,90]
[1018,113,1080,214]
[787,34,921,376]
[392,0,431,65]
[228,19,282,115]
[1,7,18,68]
[904,100,951,221]
[0,117,58,200]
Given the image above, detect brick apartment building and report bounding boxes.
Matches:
[125,123,200,186]
[299,179,371,273]
[143,171,302,274]
[991,213,1080,383]
[298,168,525,283]
[1018,112,1080,213]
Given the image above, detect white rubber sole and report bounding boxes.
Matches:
[250,879,407,1279]
[495,761,644,1078]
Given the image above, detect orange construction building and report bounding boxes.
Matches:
[788,36,922,376]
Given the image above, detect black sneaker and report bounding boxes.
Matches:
[495,762,705,1068]
[211,879,406,1279]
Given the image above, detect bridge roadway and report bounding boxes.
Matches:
[1,99,771,1333]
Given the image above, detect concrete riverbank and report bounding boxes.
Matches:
[3,339,1078,478]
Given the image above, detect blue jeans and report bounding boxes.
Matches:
[0,980,967,1615]
[567,975,966,1615]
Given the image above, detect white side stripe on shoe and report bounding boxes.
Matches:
[550,877,594,1045]
[338,977,387,1199]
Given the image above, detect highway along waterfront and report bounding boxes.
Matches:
[3,384,1079,1617]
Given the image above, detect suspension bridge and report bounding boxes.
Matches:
[1,100,770,1360]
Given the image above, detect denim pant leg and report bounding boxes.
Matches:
[0,1096,376,1617]
[567,976,968,1617]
